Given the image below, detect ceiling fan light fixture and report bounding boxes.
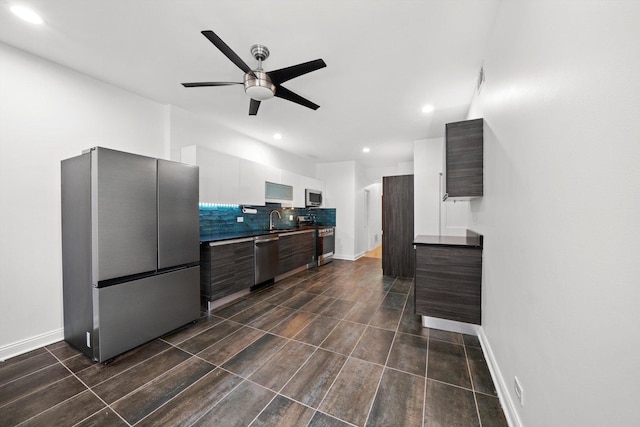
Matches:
[244,71,275,101]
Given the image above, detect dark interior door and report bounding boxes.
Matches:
[382,175,414,277]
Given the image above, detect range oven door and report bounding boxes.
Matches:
[317,228,335,266]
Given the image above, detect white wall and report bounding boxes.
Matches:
[169,106,316,175]
[413,138,444,236]
[365,183,382,250]
[0,43,168,359]
[365,162,413,184]
[316,161,357,260]
[464,2,640,426]
[354,162,368,258]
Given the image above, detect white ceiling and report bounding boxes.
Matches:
[0,0,500,168]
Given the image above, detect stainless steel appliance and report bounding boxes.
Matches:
[296,215,314,227]
[305,188,322,207]
[61,147,200,362]
[317,226,335,266]
[253,235,279,290]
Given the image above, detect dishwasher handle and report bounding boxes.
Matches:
[255,235,279,243]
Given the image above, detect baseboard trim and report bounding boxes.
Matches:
[334,252,366,262]
[477,328,523,427]
[421,316,480,336]
[0,328,64,362]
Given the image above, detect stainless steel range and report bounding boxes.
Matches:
[317,226,335,266]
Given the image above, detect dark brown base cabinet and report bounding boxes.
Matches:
[200,238,254,304]
[414,237,483,325]
[278,230,316,276]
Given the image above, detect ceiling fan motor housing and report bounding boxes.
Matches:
[244,70,276,101]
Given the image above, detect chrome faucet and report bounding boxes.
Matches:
[269,209,282,230]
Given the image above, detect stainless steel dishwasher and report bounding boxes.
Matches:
[253,235,279,290]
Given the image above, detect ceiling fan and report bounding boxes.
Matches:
[182,30,326,116]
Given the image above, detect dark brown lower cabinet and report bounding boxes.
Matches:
[414,244,482,324]
[200,238,254,303]
[278,230,316,275]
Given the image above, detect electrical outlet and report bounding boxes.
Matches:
[514,376,524,406]
[289,215,293,220]
[237,217,244,223]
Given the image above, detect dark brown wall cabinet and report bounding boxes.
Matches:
[414,244,482,324]
[278,230,316,276]
[382,174,414,278]
[200,238,254,303]
[444,118,483,200]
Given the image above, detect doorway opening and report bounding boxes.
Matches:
[363,183,382,259]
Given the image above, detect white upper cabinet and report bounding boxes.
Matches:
[212,152,240,204]
[181,146,239,204]
[264,165,281,184]
[302,176,325,194]
[181,145,324,207]
[279,170,301,206]
[239,159,265,205]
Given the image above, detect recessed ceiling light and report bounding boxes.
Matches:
[421,104,434,114]
[273,133,282,140]
[362,147,370,153]
[10,5,44,24]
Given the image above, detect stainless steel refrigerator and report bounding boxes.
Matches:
[61,147,200,362]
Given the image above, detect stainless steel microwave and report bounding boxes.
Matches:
[305,189,322,207]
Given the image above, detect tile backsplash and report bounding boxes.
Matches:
[199,203,336,238]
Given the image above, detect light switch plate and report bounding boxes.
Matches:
[237,217,244,223]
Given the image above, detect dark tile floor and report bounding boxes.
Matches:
[0,258,508,427]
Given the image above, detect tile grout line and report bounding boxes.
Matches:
[362,277,422,427]
[0,363,63,410]
[424,289,430,427]
[361,277,401,427]
[43,346,133,427]
[179,366,254,427]
[300,280,383,424]
[463,339,484,427]
[188,273,340,426]
[11,261,506,427]
[98,348,217,419]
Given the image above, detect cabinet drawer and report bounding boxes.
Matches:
[201,240,254,301]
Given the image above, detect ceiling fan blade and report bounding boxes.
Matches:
[201,30,253,74]
[274,85,320,110]
[181,82,242,87]
[249,99,261,116]
[268,59,327,85]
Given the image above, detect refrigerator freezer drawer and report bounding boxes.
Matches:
[93,267,199,362]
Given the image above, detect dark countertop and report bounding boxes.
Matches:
[413,231,483,248]
[200,226,319,243]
